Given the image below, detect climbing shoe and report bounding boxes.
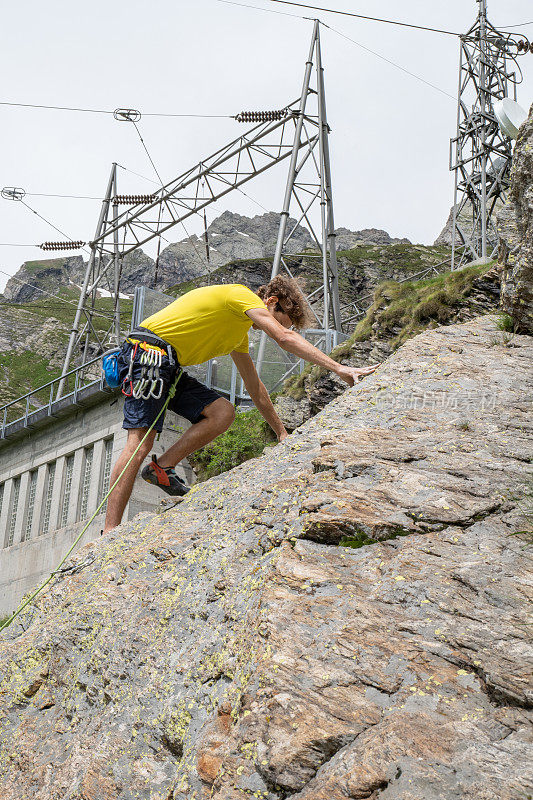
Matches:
[141,454,190,497]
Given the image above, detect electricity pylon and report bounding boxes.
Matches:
[256,19,341,377]
[57,164,120,398]
[450,0,519,268]
[57,20,341,395]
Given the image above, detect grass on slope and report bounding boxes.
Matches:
[337,243,451,274]
[0,350,61,410]
[186,409,275,481]
[14,288,134,331]
[283,261,494,400]
[365,260,494,346]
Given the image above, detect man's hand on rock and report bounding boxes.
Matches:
[278,429,289,443]
[336,363,380,387]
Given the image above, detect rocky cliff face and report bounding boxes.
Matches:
[1,315,531,799]
[2,256,84,303]
[499,104,533,334]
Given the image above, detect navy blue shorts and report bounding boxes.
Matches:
[117,340,222,433]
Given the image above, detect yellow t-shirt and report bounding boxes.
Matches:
[141,284,266,366]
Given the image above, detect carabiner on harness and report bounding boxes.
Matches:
[122,342,139,397]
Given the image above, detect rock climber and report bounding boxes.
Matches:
[103,276,378,532]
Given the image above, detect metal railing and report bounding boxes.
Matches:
[0,355,109,439]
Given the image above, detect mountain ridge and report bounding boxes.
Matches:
[2,211,412,302]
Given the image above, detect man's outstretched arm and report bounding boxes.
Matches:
[245,308,379,386]
[230,351,288,441]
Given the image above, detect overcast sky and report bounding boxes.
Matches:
[0,0,532,291]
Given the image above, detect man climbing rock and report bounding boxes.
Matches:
[103,276,377,532]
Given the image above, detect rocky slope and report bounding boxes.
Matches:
[2,256,85,303]
[1,315,532,800]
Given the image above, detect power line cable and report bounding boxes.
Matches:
[19,201,91,254]
[499,20,533,28]
[0,101,113,114]
[328,24,456,101]
[214,0,457,100]
[235,185,270,212]
[25,192,103,200]
[264,0,461,35]
[20,200,76,241]
[216,0,307,19]
[132,122,166,186]
[0,100,233,118]
[116,163,160,185]
[128,122,213,274]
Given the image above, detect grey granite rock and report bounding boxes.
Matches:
[3,256,84,303]
[500,103,533,334]
[335,227,410,249]
[0,315,531,799]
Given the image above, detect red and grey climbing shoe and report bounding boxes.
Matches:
[141,454,190,497]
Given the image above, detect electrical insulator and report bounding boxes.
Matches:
[112,194,157,205]
[114,108,142,122]
[40,241,85,251]
[509,36,532,54]
[235,108,289,123]
[1,186,25,201]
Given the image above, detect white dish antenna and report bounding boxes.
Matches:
[494,98,528,139]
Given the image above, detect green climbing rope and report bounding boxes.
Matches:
[0,369,183,633]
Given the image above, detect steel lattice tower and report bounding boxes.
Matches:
[450,0,517,269]
[56,20,341,396]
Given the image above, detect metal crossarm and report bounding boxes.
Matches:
[91,106,305,256]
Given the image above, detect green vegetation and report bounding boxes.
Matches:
[15,289,133,331]
[339,533,376,549]
[282,261,494,400]
[0,350,61,409]
[496,312,515,333]
[367,260,494,347]
[340,526,412,550]
[187,408,276,481]
[337,244,452,285]
[21,258,68,274]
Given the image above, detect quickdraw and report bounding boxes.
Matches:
[123,339,166,400]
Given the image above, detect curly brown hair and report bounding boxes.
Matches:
[256,275,313,330]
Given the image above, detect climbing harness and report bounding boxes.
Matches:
[121,338,168,400]
[0,368,184,633]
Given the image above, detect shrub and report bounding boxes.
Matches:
[496,313,514,333]
[188,408,276,481]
